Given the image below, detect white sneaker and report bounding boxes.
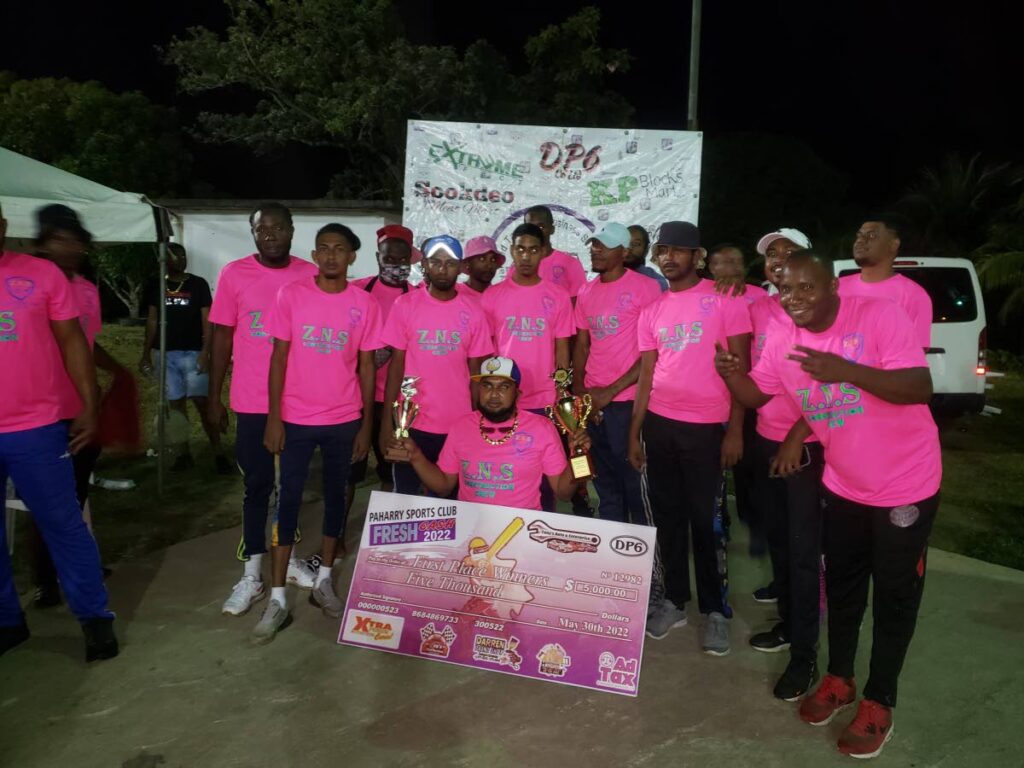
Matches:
[251,599,291,645]
[309,576,344,617]
[222,575,265,616]
[286,557,316,589]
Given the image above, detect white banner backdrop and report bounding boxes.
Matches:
[402,120,702,280]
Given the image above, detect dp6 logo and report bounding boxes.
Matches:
[610,536,648,557]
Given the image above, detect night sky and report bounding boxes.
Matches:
[2,0,1020,203]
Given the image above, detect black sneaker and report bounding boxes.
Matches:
[773,658,818,701]
[214,454,235,475]
[32,584,61,608]
[750,623,790,653]
[753,583,778,603]
[82,617,119,662]
[0,620,30,656]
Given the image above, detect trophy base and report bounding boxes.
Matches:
[569,453,594,481]
[384,449,412,464]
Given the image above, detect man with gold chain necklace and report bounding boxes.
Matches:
[386,356,590,511]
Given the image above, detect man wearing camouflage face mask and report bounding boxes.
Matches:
[347,226,417,503]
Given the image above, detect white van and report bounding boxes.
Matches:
[834,257,987,415]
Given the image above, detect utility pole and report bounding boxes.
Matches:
[687,0,702,131]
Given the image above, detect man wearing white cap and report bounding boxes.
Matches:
[745,227,827,702]
[574,222,662,524]
[390,356,590,510]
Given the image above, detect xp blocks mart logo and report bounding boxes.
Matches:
[596,653,639,693]
[341,611,404,650]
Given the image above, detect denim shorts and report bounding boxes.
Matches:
[155,350,209,401]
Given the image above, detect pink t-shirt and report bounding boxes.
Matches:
[208,254,318,414]
[838,273,932,348]
[637,279,752,423]
[57,275,102,420]
[574,269,663,402]
[510,250,587,298]
[269,278,383,426]
[748,295,816,444]
[381,289,493,434]
[438,410,567,510]
[751,296,940,507]
[0,252,79,433]
[352,275,410,402]
[455,281,486,303]
[741,283,769,305]
[484,278,573,410]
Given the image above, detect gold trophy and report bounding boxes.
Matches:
[545,367,595,481]
[387,376,421,462]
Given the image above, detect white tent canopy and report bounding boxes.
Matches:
[0,146,161,242]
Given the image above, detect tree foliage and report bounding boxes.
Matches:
[166,0,632,199]
[0,75,190,196]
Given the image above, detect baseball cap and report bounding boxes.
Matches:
[470,356,522,386]
[464,235,506,267]
[377,224,420,263]
[422,234,464,261]
[587,222,631,249]
[654,221,702,250]
[756,228,811,256]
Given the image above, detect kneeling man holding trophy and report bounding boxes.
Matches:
[385,356,591,511]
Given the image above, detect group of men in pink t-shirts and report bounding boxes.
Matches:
[1,192,941,759]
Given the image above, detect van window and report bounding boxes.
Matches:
[838,267,978,323]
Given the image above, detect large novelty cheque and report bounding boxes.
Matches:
[340,492,657,696]
[402,120,702,280]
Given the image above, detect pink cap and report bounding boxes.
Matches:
[464,235,506,267]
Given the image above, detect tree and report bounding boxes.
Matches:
[895,153,1024,258]
[92,244,156,320]
[166,0,632,200]
[975,193,1024,326]
[0,76,191,316]
[0,75,190,196]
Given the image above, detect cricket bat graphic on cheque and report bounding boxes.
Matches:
[485,517,525,561]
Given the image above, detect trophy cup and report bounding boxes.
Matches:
[544,367,595,480]
[387,376,421,462]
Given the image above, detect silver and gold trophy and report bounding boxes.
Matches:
[387,376,420,462]
[544,367,595,480]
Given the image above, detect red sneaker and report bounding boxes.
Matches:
[838,699,894,759]
[799,674,856,726]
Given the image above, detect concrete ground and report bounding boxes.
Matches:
[3,487,1023,768]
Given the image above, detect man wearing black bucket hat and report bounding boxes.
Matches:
[629,221,751,655]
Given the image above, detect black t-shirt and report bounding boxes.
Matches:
[145,274,212,351]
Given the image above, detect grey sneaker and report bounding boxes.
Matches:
[251,599,291,645]
[645,599,688,639]
[702,611,730,656]
[309,576,344,617]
